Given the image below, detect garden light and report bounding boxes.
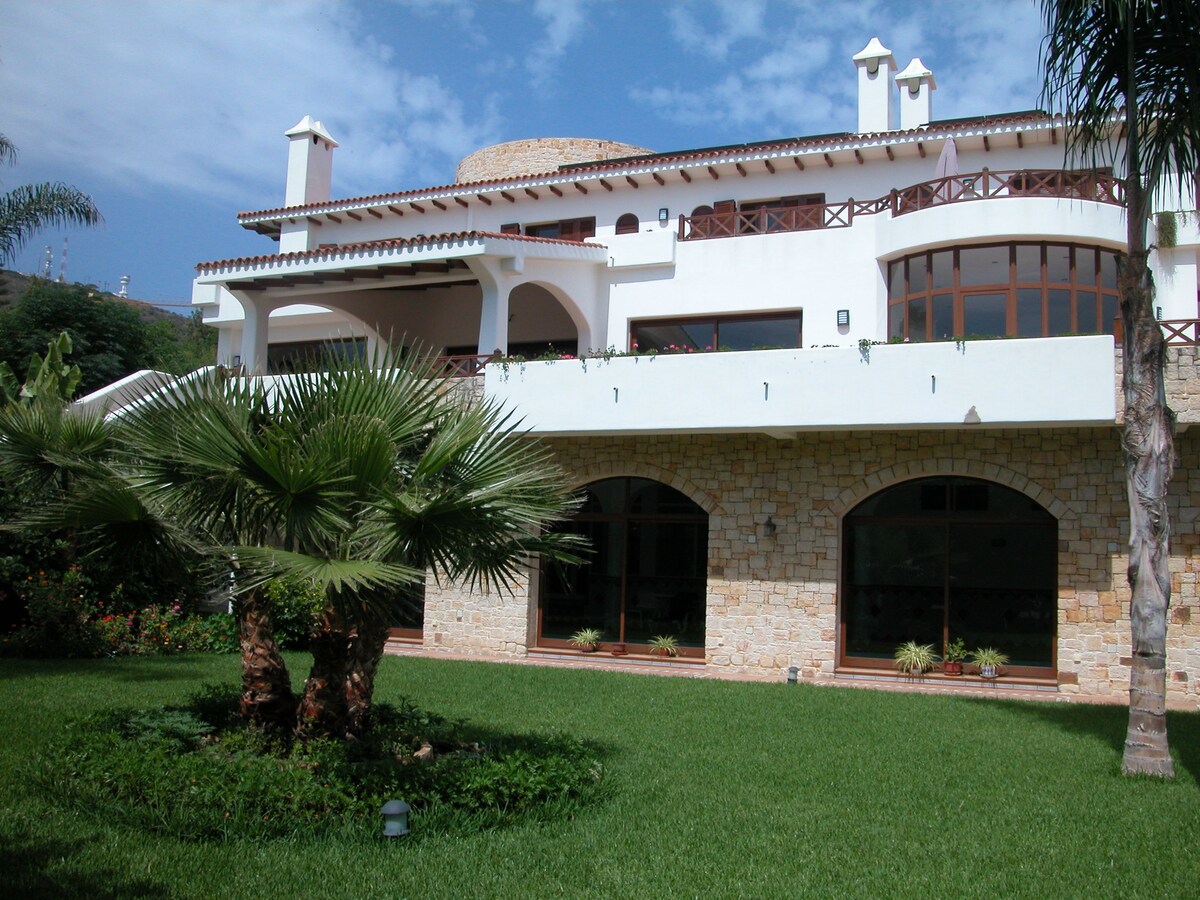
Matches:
[381,799,411,838]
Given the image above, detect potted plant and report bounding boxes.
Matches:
[894,640,937,675]
[610,642,627,656]
[941,637,968,676]
[971,647,1009,679]
[649,634,679,658]
[568,627,601,653]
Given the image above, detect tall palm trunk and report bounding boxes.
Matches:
[296,607,351,740]
[233,586,295,731]
[343,612,390,739]
[1118,127,1176,777]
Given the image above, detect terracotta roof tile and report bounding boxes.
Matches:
[236,111,1057,223]
[195,231,602,273]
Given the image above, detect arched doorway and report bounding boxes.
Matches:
[841,476,1057,676]
[539,477,708,657]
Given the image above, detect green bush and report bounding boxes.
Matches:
[36,689,604,841]
[262,577,323,649]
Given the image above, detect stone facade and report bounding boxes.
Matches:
[455,138,650,183]
[422,423,1200,703]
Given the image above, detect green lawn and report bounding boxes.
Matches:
[1,654,1197,898]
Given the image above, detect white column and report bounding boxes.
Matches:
[477,283,510,356]
[852,38,897,133]
[235,292,271,375]
[896,58,936,130]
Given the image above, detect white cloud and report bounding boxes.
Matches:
[0,0,499,210]
[526,0,592,82]
[639,0,1045,139]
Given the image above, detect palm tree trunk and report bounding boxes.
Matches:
[233,586,295,731]
[1118,172,1176,778]
[343,613,390,739]
[296,608,351,740]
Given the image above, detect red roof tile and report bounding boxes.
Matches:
[195,231,603,273]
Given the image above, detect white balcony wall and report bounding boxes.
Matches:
[484,335,1117,436]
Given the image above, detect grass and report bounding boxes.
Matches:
[1,653,1198,898]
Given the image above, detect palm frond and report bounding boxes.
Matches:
[0,182,103,265]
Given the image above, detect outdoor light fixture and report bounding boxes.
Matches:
[837,309,850,327]
[381,799,411,838]
[658,207,669,223]
[1157,306,1163,320]
[232,354,241,366]
[764,516,777,537]
[787,666,799,684]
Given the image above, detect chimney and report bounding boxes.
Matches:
[283,115,338,208]
[895,59,936,130]
[852,38,897,133]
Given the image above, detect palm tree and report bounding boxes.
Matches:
[108,350,582,739]
[1041,0,1200,778]
[0,133,102,266]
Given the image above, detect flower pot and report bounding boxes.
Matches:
[610,642,627,656]
[943,661,963,676]
[580,645,598,653]
[980,664,997,678]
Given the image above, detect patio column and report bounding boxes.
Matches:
[477,281,510,357]
[234,291,271,375]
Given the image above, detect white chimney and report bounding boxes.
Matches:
[283,115,338,208]
[852,38,897,133]
[895,59,936,130]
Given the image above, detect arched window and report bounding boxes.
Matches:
[841,476,1056,675]
[540,477,708,657]
[615,213,639,235]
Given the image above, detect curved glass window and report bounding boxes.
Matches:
[887,242,1120,342]
[540,477,707,656]
[842,477,1056,674]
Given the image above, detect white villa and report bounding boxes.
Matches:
[181,39,1200,699]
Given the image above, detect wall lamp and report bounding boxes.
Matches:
[763,516,777,537]
[658,207,670,224]
[837,309,850,327]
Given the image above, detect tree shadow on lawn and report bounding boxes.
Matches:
[961,694,1200,780]
[0,656,229,684]
[0,832,169,898]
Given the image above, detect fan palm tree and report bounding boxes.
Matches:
[0,133,102,266]
[1041,0,1200,778]
[60,349,582,740]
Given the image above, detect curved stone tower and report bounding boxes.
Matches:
[455,137,651,183]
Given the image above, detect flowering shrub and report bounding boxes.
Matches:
[1,567,237,658]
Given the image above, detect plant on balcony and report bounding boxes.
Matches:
[649,634,679,657]
[941,638,968,676]
[971,647,1009,679]
[569,627,601,652]
[894,641,937,675]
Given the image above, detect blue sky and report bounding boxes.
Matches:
[2,0,1047,306]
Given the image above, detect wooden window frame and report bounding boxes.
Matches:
[887,241,1121,342]
[615,212,640,235]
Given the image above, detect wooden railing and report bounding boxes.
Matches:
[1112,319,1200,346]
[433,354,494,377]
[678,169,1124,241]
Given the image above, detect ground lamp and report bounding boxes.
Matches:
[787,666,799,684]
[381,799,411,838]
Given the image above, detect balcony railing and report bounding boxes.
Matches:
[1114,318,1200,346]
[434,353,494,377]
[678,169,1124,241]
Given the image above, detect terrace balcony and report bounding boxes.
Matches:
[677,169,1124,241]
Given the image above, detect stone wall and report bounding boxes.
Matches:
[423,425,1200,702]
[456,138,651,183]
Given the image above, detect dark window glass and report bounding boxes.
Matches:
[1075,247,1097,284]
[889,261,905,299]
[932,294,954,339]
[908,297,928,342]
[964,293,1007,337]
[909,255,928,293]
[1102,295,1118,335]
[718,317,801,351]
[1017,288,1043,336]
[1100,250,1118,289]
[1047,244,1070,283]
[388,582,426,636]
[889,303,905,340]
[844,477,1056,669]
[1048,288,1071,335]
[1015,244,1041,282]
[931,251,953,290]
[1077,290,1097,332]
[541,478,708,651]
[960,246,1009,286]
